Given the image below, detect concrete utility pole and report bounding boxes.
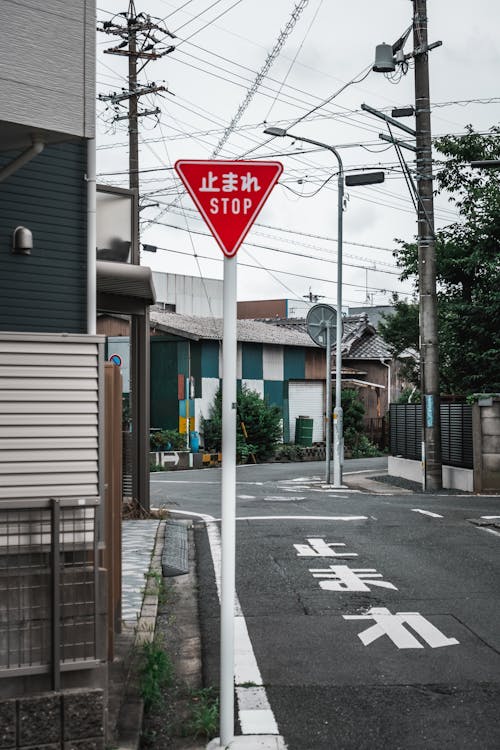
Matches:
[98,3,175,510]
[413,0,442,490]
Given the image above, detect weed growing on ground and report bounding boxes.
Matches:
[139,637,174,711]
[184,687,219,739]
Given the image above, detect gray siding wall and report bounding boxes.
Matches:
[0,0,95,139]
[0,142,87,333]
[0,333,102,501]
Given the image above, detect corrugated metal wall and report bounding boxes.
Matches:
[288,381,325,443]
[0,0,95,142]
[0,142,87,333]
[0,334,102,500]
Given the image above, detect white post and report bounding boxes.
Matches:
[333,167,344,488]
[325,321,332,484]
[220,255,237,746]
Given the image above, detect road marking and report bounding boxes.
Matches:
[237,495,256,500]
[482,527,500,538]
[344,608,459,649]
[481,515,500,519]
[294,538,358,558]
[234,515,368,522]
[311,565,398,591]
[165,507,279,736]
[411,509,443,518]
[264,495,306,502]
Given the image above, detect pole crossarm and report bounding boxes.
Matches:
[362,103,416,137]
[379,133,417,152]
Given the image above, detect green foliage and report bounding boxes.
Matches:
[378,294,420,388]
[342,388,365,451]
[184,688,219,740]
[341,389,381,456]
[396,386,421,404]
[274,443,306,461]
[388,126,500,395]
[202,386,282,461]
[150,429,187,451]
[139,638,174,712]
[350,434,381,459]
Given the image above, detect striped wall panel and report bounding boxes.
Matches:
[0,334,101,500]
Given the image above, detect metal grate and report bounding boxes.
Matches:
[0,498,99,686]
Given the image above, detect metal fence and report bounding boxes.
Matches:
[390,403,473,469]
[0,497,99,689]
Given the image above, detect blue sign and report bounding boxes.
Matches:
[425,394,434,427]
[109,353,122,367]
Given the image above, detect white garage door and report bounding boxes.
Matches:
[289,381,325,443]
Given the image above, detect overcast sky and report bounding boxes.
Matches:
[96,0,500,309]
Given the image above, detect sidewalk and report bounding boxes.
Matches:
[108,518,207,750]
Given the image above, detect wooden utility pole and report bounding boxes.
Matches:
[413,0,442,490]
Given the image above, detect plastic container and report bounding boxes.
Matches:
[295,416,313,446]
[190,430,200,453]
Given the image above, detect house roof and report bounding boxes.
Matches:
[148,310,392,358]
[149,310,318,347]
[258,314,392,359]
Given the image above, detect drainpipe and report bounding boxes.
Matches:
[86,138,97,335]
[380,358,391,406]
[0,138,44,182]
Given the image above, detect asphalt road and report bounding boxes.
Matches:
[151,458,500,749]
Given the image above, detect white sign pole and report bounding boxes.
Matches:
[220,254,237,746]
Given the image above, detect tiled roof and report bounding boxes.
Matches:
[149,310,392,357]
[150,311,318,347]
[259,314,392,359]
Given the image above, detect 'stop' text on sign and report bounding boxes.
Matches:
[174,160,283,258]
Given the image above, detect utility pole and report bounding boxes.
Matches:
[371,2,442,490]
[413,0,442,490]
[98,4,175,511]
[99,1,174,224]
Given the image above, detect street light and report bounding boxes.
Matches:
[470,160,500,169]
[264,126,384,487]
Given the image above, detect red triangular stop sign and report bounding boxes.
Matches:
[174,160,283,257]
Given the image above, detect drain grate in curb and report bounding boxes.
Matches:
[162,520,189,576]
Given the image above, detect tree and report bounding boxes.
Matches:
[379,126,500,395]
[202,385,282,461]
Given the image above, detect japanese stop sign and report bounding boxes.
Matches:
[174,160,283,257]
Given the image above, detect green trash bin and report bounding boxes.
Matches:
[295,416,313,446]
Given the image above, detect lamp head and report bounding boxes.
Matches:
[263,127,288,137]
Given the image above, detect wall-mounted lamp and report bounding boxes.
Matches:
[12,226,33,255]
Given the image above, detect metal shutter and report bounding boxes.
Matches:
[0,333,102,500]
[288,381,325,443]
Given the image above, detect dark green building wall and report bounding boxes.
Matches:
[0,142,87,333]
[150,338,179,430]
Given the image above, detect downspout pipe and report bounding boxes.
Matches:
[380,358,391,406]
[87,138,97,335]
[0,138,44,182]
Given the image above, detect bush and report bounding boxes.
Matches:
[150,429,187,451]
[341,388,381,457]
[202,386,282,462]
